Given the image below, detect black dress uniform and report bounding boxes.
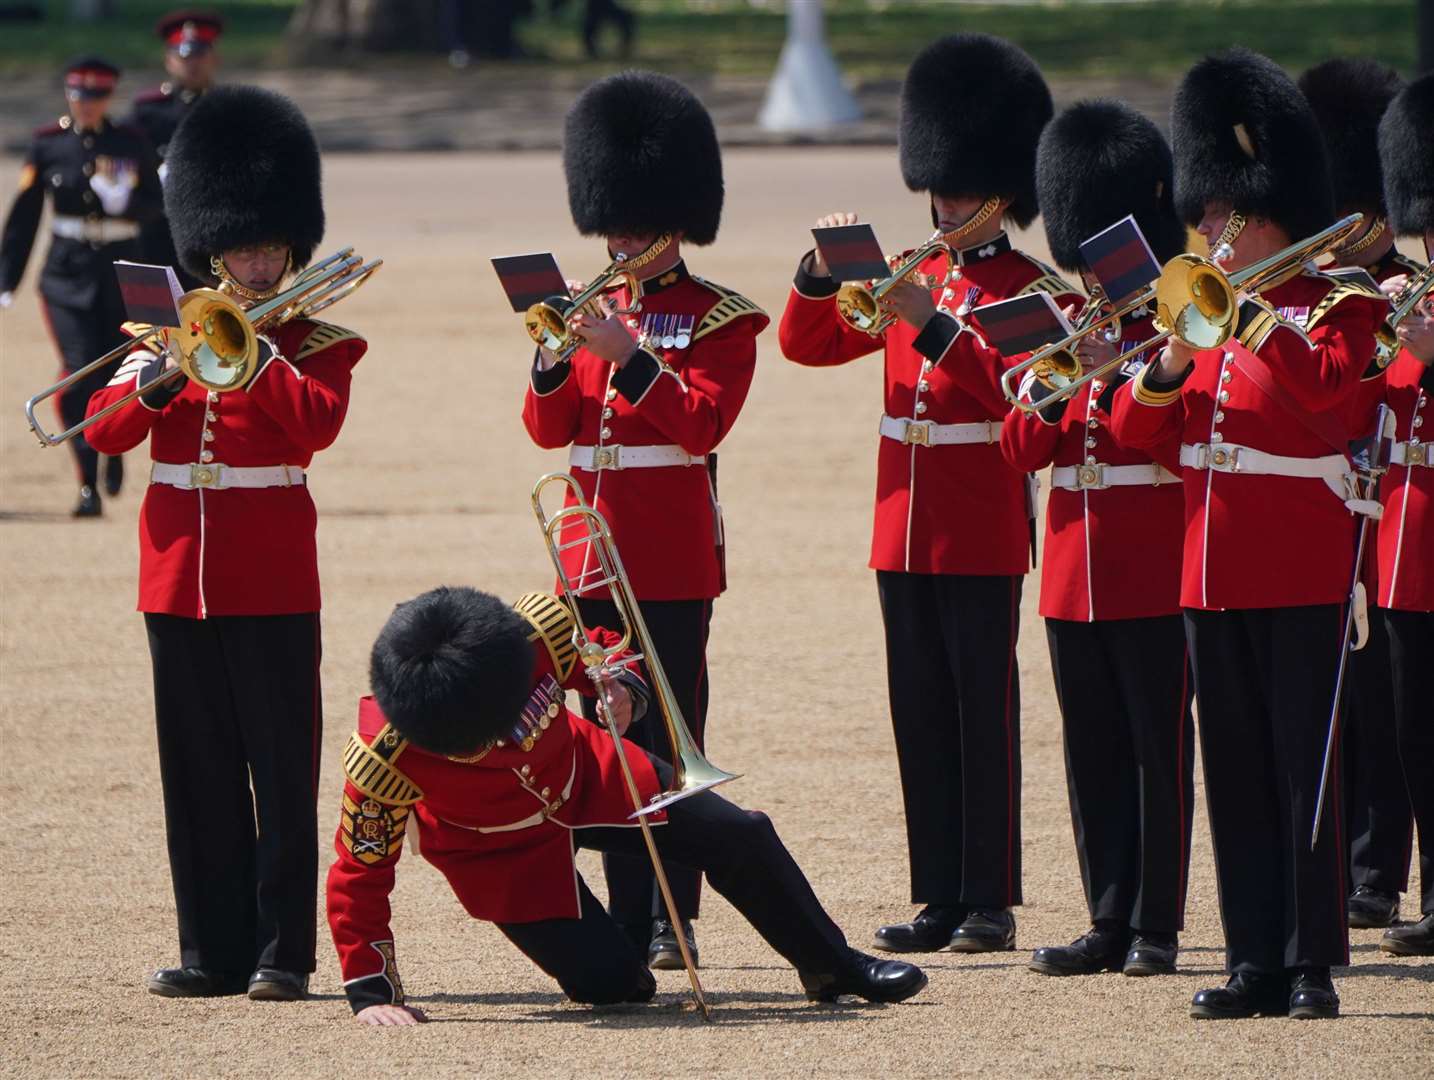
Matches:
[126,10,225,291]
[0,58,163,514]
[1300,58,1415,931]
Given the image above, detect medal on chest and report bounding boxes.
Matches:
[639,312,695,351]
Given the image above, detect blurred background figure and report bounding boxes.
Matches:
[0,55,163,517]
[128,8,225,290]
[551,0,635,60]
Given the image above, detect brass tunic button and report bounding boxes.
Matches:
[1214,411,1225,422]
[914,402,927,415]
[606,387,617,401]
[1211,432,1224,443]
[207,391,219,403]
[199,449,214,463]
[540,787,551,799]
[202,429,215,442]
[918,380,930,392]
[1085,437,1097,448]
[600,426,612,439]
[206,410,217,422]
[520,764,531,776]
[1221,371,1233,384]
[1218,390,1230,403]
[602,407,614,420]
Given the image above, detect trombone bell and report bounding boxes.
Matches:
[1155,255,1236,350]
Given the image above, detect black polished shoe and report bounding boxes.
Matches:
[1123,932,1179,977]
[248,968,309,1002]
[146,966,249,998]
[648,919,698,970]
[1347,885,1400,929]
[73,485,101,518]
[1030,925,1129,976]
[1190,972,1288,1020]
[800,949,928,1004]
[103,454,123,497]
[1288,968,1339,1020]
[873,904,967,953]
[949,908,1016,953]
[1380,912,1434,956]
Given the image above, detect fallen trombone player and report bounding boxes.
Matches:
[325,585,928,1023]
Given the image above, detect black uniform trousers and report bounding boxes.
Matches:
[876,571,1022,909]
[496,767,850,1004]
[1184,605,1350,974]
[1046,615,1195,933]
[144,612,323,975]
[1385,608,1434,916]
[40,281,128,490]
[1343,604,1414,894]
[575,596,712,926]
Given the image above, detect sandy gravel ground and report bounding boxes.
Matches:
[0,149,1429,1079]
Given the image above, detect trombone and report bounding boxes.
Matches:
[523,232,675,362]
[836,232,954,336]
[999,214,1367,413]
[24,248,382,446]
[532,472,739,1020]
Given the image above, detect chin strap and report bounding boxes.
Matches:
[209,252,291,303]
[1334,215,1386,261]
[938,196,1004,246]
[1211,212,1247,266]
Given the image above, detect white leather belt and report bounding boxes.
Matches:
[52,215,140,243]
[1391,441,1432,467]
[569,444,702,471]
[1179,442,1349,480]
[879,414,998,447]
[1052,462,1179,491]
[150,462,305,490]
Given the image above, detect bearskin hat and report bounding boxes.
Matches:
[564,70,723,245]
[1036,100,1186,273]
[1299,58,1403,216]
[165,85,325,283]
[369,587,536,757]
[1171,48,1334,242]
[899,33,1053,228]
[1379,72,1434,236]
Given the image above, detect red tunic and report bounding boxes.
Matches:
[521,262,767,601]
[1110,272,1386,610]
[326,602,664,1010]
[1001,313,1184,621]
[1377,350,1434,612]
[778,233,1080,575]
[83,317,365,617]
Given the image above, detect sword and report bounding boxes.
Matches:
[1309,403,1393,851]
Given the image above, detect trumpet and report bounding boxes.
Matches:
[533,472,738,1020]
[523,233,673,362]
[836,233,954,335]
[1373,260,1434,370]
[25,248,382,446]
[999,214,1366,413]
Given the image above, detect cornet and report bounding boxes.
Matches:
[24,248,381,446]
[1373,260,1434,371]
[836,233,954,336]
[523,233,673,362]
[999,214,1367,413]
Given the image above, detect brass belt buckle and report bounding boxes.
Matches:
[1076,463,1103,489]
[903,419,932,446]
[189,462,222,489]
[1209,446,1230,469]
[1407,443,1427,466]
[593,445,622,470]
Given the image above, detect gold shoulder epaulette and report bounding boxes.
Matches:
[1390,252,1425,277]
[295,321,364,361]
[1234,296,1281,352]
[690,278,766,343]
[513,591,578,680]
[342,724,423,806]
[1305,281,1385,332]
[121,320,155,339]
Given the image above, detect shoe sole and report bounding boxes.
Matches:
[247,983,306,1002]
[1289,1005,1339,1020]
[1190,1005,1254,1020]
[1348,914,1396,929]
[146,978,247,998]
[805,969,929,1005]
[871,937,949,954]
[1123,961,1176,977]
[948,939,1015,954]
[1028,960,1118,976]
[1378,940,1434,957]
[648,953,698,971]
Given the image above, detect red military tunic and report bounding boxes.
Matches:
[522,262,767,601]
[1111,271,1387,610]
[1001,312,1184,621]
[84,318,365,617]
[1378,349,1434,612]
[779,232,1080,575]
[325,593,665,1009]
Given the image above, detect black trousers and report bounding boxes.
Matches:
[1385,608,1434,915]
[496,772,850,1003]
[1184,606,1349,974]
[143,612,323,974]
[41,296,126,490]
[876,571,1022,908]
[575,596,712,925]
[1343,604,1413,894]
[1046,616,1195,933]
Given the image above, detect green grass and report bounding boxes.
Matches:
[0,0,1416,79]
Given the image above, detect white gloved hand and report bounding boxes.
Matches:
[0,291,13,310]
[89,163,136,217]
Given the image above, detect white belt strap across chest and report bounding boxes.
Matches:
[879,414,998,447]
[1051,462,1179,491]
[150,462,306,489]
[1391,441,1432,468]
[569,444,703,471]
[52,214,141,243]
